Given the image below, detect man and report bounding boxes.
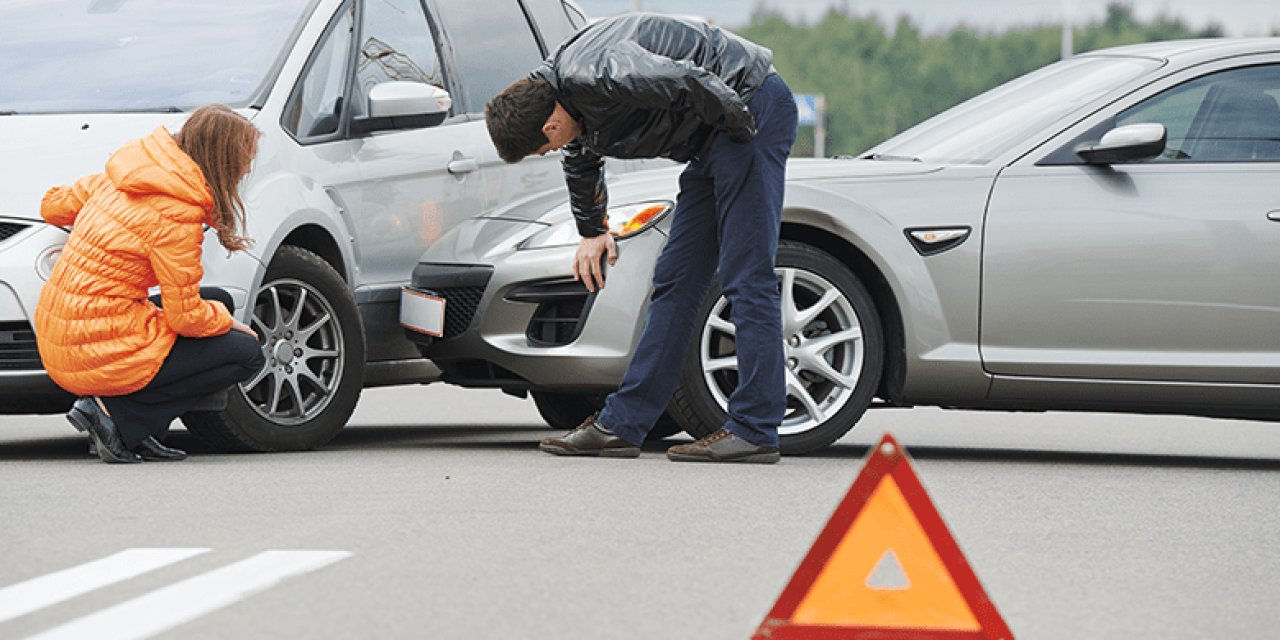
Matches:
[485,13,797,463]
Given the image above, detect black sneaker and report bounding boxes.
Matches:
[539,414,641,458]
[667,429,780,464]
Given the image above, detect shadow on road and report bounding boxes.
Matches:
[811,441,1280,470]
[0,435,96,462]
[5,423,1280,470]
[331,425,1280,470]
[327,424,551,453]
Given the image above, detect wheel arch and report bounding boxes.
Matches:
[780,220,907,404]
[281,224,348,283]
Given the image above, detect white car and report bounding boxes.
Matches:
[0,0,641,450]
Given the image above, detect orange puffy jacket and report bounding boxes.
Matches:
[34,127,234,397]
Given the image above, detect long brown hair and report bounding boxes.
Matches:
[176,104,258,252]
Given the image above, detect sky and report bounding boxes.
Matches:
[574,1,1280,37]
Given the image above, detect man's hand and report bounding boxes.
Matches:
[573,233,618,293]
[727,108,756,144]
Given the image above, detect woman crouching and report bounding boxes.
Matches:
[35,104,265,463]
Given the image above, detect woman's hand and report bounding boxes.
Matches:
[231,319,258,340]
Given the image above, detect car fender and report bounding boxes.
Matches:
[200,170,355,318]
[779,178,992,403]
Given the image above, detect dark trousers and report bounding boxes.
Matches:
[599,74,798,447]
[101,288,265,448]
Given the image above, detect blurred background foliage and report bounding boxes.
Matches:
[740,3,1228,155]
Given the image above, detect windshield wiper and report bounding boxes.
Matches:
[861,153,922,162]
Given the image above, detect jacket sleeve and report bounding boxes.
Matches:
[596,40,756,140]
[148,221,234,338]
[562,140,609,237]
[40,174,102,227]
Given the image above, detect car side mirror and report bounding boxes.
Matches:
[351,82,453,136]
[1075,123,1167,165]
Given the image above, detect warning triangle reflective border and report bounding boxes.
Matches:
[752,434,1014,640]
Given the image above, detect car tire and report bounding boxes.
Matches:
[670,241,883,455]
[183,245,366,451]
[531,391,684,440]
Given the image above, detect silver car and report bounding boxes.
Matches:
[0,0,633,449]
[404,37,1280,454]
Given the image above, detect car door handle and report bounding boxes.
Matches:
[1268,210,1280,222]
[448,158,479,175]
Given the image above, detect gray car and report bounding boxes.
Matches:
[403,37,1280,454]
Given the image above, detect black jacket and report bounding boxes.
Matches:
[531,14,774,237]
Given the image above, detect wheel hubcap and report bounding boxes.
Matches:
[239,278,344,426]
[699,267,864,436]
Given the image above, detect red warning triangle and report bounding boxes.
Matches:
[753,434,1013,639]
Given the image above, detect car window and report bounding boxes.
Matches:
[1118,64,1280,162]
[283,3,355,141]
[867,55,1161,164]
[521,0,584,54]
[352,0,448,119]
[432,2,545,113]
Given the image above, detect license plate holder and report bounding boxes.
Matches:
[400,288,446,338]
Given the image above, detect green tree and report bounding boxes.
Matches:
[740,2,1223,156]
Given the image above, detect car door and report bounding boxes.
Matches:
[332,0,491,294]
[981,58,1280,387]
[428,0,575,212]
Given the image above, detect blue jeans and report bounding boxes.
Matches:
[599,74,798,447]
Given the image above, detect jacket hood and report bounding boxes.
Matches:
[105,126,213,217]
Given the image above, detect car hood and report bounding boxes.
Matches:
[486,156,946,227]
[0,112,254,222]
[785,156,946,181]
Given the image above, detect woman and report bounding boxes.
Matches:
[35,104,265,463]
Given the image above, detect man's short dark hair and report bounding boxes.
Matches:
[485,78,558,163]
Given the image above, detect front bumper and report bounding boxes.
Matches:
[0,219,73,413]
[403,228,669,392]
[403,263,495,346]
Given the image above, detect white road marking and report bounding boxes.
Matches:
[0,548,210,624]
[25,550,351,640]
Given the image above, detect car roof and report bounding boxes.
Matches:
[1080,37,1280,65]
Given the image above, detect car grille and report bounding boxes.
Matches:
[435,286,486,339]
[0,222,30,245]
[409,263,494,341]
[0,321,43,371]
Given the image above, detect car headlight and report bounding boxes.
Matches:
[520,201,674,249]
[36,245,63,280]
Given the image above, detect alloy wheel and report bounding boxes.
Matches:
[699,267,865,436]
[241,277,345,426]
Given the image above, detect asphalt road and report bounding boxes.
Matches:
[2,384,1280,639]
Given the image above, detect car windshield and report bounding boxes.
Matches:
[0,0,315,114]
[866,55,1164,164]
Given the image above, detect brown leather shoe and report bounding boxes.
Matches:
[539,414,640,458]
[667,428,780,464]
